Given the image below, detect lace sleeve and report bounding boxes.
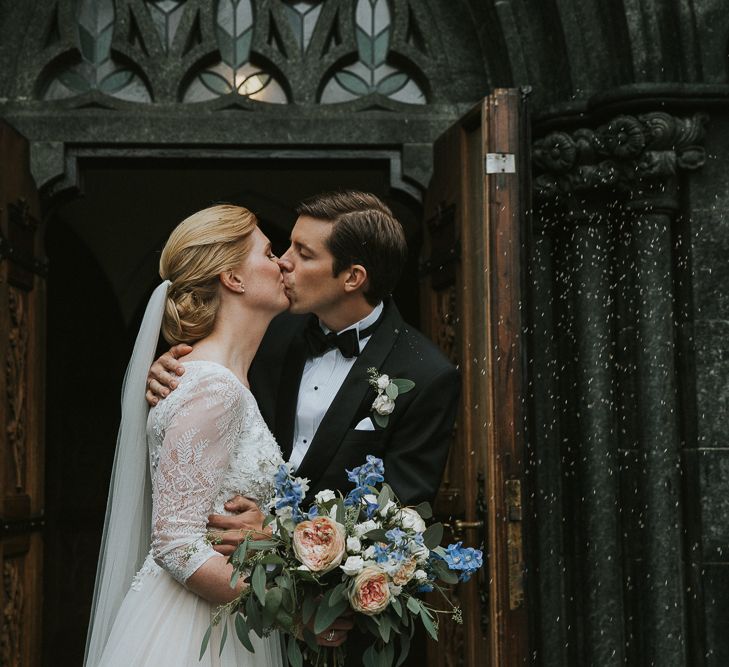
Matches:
[150,370,244,585]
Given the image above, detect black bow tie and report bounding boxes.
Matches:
[303,313,382,359]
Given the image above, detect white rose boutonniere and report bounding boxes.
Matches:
[366,367,415,427]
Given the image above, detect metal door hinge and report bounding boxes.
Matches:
[485,153,516,174]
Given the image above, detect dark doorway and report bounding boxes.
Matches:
[42,157,424,665]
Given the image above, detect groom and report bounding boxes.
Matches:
[147,190,459,510]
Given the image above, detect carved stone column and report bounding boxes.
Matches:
[531,111,708,666]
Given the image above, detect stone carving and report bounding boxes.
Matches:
[533,112,709,201]
[35,0,430,107]
[434,286,458,366]
[1,561,24,667]
[7,287,28,492]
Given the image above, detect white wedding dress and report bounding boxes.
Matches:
[96,360,285,666]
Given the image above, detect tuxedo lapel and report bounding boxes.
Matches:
[274,319,310,460]
[295,302,404,484]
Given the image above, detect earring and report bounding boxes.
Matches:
[240,285,245,293]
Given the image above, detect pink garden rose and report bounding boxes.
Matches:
[392,557,417,586]
[292,517,346,573]
[349,567,391,615]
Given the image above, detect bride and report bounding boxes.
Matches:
[84,204,289,666]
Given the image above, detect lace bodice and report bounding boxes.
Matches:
[142,360,283,586]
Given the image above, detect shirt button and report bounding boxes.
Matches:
[314,386,319,391]
[303,439,308,444]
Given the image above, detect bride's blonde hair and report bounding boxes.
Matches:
[159,204,257,345]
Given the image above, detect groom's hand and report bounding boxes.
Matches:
[207,496,271,556]
[145,344,192,406]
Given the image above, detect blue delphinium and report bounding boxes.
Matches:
[385,527,408,548]
[273,464,307,522]
[344,456,385,508]
[441,542,484,582]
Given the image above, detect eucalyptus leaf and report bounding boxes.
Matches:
[218,620,228,656]
[413,501,433,520]
[265,587,283,616]
[252,564,267,605]
[314,598,349,634]
[373,412,389,428]
[287,636,303,667]
[383,639,395,666]
[329,582,347,606]
[246,594,263,637]
[433,559,459,584]
[260,554,286,566]
[335,498,345,524]
[234,613,254,652]
[395,629,411,667]
[385,382,399,399]
[377,485,391,511]
[199,624,212,660]
[302,595,317,624]
[365,528,389,541]
[391,597,402,618]
[419,608,438,641]
[247,539,278,551]
[423,522,444,549]
[302,627,319,652]
[378,613,391,643]
[362,645,378,667]
[392,379,415,394]
[406,596,421,614]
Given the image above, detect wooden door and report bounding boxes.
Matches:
[420,89,530,666]
[0,120,46,666]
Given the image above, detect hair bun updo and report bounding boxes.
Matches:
[158,204,257,346]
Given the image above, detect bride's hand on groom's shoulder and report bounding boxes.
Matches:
[145,344,193,406]
[206,496,271,556]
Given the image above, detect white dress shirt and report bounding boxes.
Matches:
[289,302,384,470]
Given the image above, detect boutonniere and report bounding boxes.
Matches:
[366,367,415,427]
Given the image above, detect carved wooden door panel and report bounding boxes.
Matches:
[0,120,46,667]
[420,89,530,666]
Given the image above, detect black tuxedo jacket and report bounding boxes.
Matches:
[249,300,459,506]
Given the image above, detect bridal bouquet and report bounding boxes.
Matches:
[202,456,482,667]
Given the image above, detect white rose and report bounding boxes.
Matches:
[362,494,378,506]
[388,582,403,597]
[376,374,391,390]
[414,569,427,581]
[341,555,366,576]
[409,541,430,562]
[362,546,377,559]
[372,394,395,416]
[379,500,396,517]
[354,520,379,537]
[347,536,362,553]
[276,506,293,520]
[315,489,336,504]
[397,508,426,533]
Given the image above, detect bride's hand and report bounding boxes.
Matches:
[207,496,271,556]
[145,344,192,406]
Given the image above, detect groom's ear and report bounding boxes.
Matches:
[342,264,368,294]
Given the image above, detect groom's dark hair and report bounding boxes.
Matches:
[295,191,408,306]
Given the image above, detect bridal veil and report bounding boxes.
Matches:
[84,281,170,666]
